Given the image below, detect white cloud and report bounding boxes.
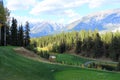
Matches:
[30,0,87,15]
[64,9,80,18]
[30,0,115,15]
[100,23,120,33]
[88,0,105,8]
[5,0,120,24]
[57,18,65,24]
[6,0,38,10]
[5,0,120,13]
[10,14,42,25]
[103,23,120,31]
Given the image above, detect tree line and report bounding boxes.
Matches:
[8,18,30,46]
[0,3,30,46]
[31,30,120,62]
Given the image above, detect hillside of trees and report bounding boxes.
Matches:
[31,30,120,62]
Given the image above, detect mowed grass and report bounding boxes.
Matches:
[56,54,91,66]
[0,46,120,80]
[55,69,120,80]
[0,46,61,80]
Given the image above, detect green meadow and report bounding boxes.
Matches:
[0,46,120,80]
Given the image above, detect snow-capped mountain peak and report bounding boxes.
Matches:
[30,8,120,37]
[30,21,65,37]
[66,8,120,32]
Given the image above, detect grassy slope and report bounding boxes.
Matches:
[0,46,120,80]
[56,54,117,67]
[0,46,59,80]
[56,54,91,65]
[55,69,120,80]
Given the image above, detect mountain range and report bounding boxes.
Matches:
[30,9,120,37]
[30,21,65,37]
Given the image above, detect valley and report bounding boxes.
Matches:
[0,0,120,80]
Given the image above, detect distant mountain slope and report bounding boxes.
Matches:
[67,9,120,32]
[30,21,65,37]
[30,9,120,37]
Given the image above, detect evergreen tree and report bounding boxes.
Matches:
[6,24,10,45]
[10,18,18,46]
[94,33,103,58]
[5,8,10,45]
[59,40,66,53]
[110,36,120,61]
[75,39,82,54]
[1,24,5,45]
[18,25,24,46]
[117,61,120,71]
[0,4,6,24]
[24,21,30,47]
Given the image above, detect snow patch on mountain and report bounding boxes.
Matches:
[66,8,120,32]
[86,8,120,21]
[30,8,120,37]
[30,21,65,37]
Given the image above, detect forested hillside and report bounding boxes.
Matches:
[31,30,120,61]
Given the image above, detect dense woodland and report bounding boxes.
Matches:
[31,30,120,62]
[0,3,30,46]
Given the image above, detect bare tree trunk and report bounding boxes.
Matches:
[0,27,1,45]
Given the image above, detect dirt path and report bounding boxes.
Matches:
[14,47,37,57]
[14,47,51,63]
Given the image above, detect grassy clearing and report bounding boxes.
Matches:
[56,53,118,68]
[56,54,91,66]
[0,46,120,80]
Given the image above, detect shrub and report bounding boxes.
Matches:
[116,61,120,71]
[38,50,50,59]
[26,45,38,53]
[89,62,116,71]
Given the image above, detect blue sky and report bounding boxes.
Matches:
[4,0,120,24]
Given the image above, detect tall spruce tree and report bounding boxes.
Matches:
[6,25,10,45]
[110,37,120,61]
[94,33,103,58]
[5,8,10,45]
[24,21,30,47]
[10,18,18,46]
[18,25,24,46]
[75,40,82,54]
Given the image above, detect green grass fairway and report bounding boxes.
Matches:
[0,46,120,80]
[55,69,120,80]
[56,54,91,66]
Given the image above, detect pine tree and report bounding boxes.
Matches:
[6,25,10,45]
[58,40,66,53]
[75,39,82,54]
[5,8,10,45]
[24,21,30,47]
[94,33,103,58]
[18,25,24,46]
[10,18,18,46]
[110,36,120,61]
